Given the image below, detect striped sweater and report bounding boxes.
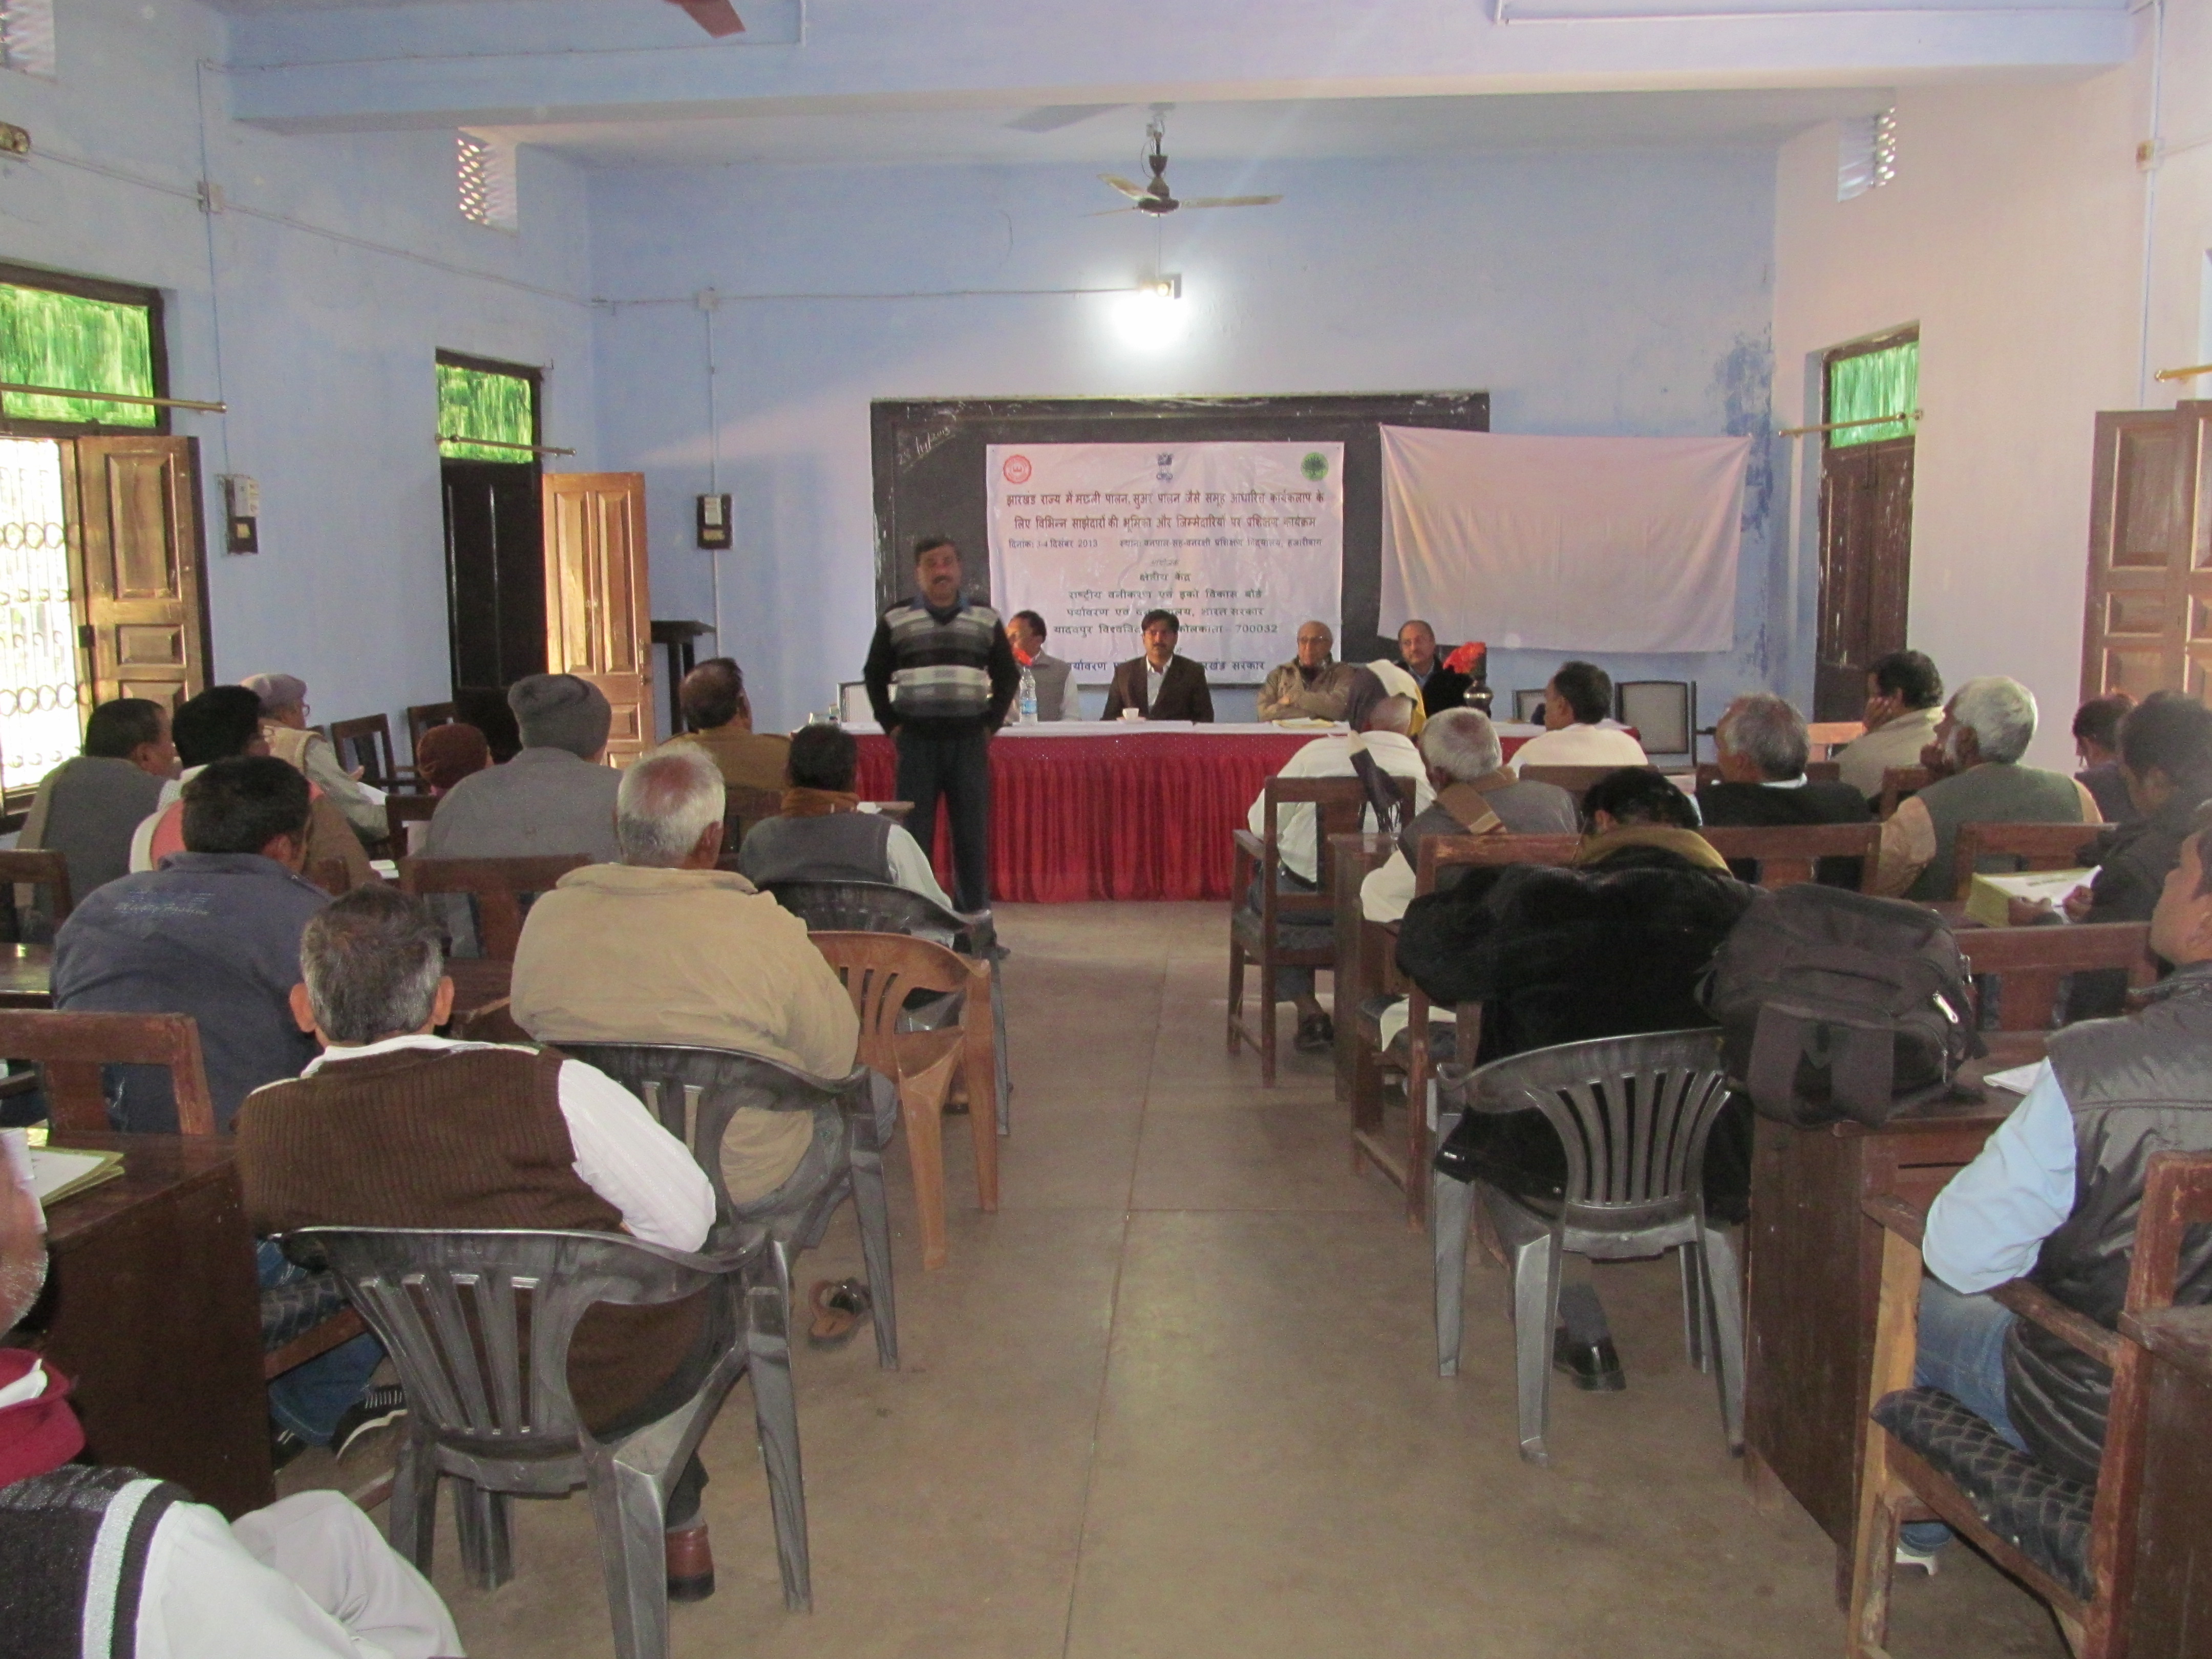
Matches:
[863,597,1021,736]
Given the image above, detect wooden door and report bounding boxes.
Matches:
[2080,402,2212,703]
[65,436,209,712]
[542,472,651,762]
[1814,436,1915,721]
[442,458,545,696]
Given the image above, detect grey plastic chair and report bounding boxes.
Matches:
[1429,1029,1744,1465]
[559,1043,899,1369]
[293,1226,807,1659]
[762,878,1011,1137]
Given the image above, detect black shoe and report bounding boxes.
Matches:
[329,1385,408,1460]
[1552,1327,1627,1392]
[270,1424,308,1472]
[1293,1012,1335,1053]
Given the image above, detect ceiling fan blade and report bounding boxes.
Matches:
[1006,104,1123,134]
[667,0,745,36]
[1180,195,1284,209]
[1083,206,1137,218]
[1099,174,1149,201]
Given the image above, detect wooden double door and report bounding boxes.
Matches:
[2081,401,2212,703]
[1814,435,1915,722]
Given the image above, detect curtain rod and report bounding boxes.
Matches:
[2154,363,2212,382]
[1775,409,1922,439]
[0,381,226,414]
[436,434,577,457]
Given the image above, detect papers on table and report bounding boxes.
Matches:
[1982,1060,2048,1096]
[356,781,388,807]
[27,1146,124,1207]
[1965,868,2097,928]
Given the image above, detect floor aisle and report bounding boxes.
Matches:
[298,902,2068,1657]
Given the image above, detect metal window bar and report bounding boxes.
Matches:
[0,438,81,794]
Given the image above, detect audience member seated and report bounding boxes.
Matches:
[1508,661,1649,772]
[421,673,620,862]
[57,756,328,1132]
[1898,806,2212,1567]
[242,672,388,843]
[674,656,789,792]
[130,687,371,886]
[236,884,725,1598]
[1257,620,1358,724]
[736,724,954,910]
[1245,676,1431,1052]
[413,720,491,795]
[2072,690,2137,824]
[16,696,176,911]
[1363,659,1429,737]
[1835,648,1946,801]
[1870,676,2099,902]
[1394,619,1474,716]
[1007,610,1073,720]
[1697,692,1873,885]
[2062,692,2212,1019]
[0,1157,461,1659]
[511,745,861,1213]
[1101,609,1215,722]
[1359,707,1578,924]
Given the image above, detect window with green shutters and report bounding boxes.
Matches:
[1826,338,1918,448]
[437,361,536,461]
[0,281,159,429]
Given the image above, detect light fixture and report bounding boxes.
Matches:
[1114,273,1186,352]
[1144,275,1182,300]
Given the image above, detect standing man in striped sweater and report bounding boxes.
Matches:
[863,536,1021,914]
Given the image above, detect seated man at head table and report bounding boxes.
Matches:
[1868,675,2100,903]
[129,687,369,888]
[1696,692,1871,888]
[674,655,791,793]
[422,673,620,864]
[15,696,178,917]
[1101,608,1215,722]
[2071,691,2137,825]
[241,672,388,844]
[1006,610,1073,721]
[235,882,728,1601]
[511,743,861,1223]
[1504,660,1649,772]
[0,1143,464,1659]
[1256,620,1359,724]
[1244,673,1433,1053]
[736,722,954,910]
[1393,619,1476,717]
[1834,648,1947,803]
[1896,802,2212,1570]
[1358,707,1580,925]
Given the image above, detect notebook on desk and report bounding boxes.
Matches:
[28,1146,124,1208]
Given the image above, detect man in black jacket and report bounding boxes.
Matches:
[862,536,1020,912]
[1697,692,1872,886]
[1101,609,1215,722]
[1394,620,1472,716]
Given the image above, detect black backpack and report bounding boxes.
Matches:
[1700,884,1980,1128]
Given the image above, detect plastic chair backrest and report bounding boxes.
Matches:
[295,1226,722,1456]
[1454,1029,1732,1222]
[399,854,588,959]
[763,878,968,951]
[0,1009,216,1135]
[806,930,983,1077]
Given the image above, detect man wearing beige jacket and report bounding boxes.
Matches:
[510,743,859,1207]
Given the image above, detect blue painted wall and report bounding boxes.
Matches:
[589,147,1783,734]
[0,0,598,735]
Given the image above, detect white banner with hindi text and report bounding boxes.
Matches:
[987,440,1344,684]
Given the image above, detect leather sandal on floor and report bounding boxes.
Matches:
[807,1278,871,1351]
[1293,1012,1334,1053]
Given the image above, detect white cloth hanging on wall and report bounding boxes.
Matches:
[1377,425,1749,653]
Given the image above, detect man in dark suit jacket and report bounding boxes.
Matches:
[1101,609,1215,722]
[1395,620,1473,716]
[1697,692,1872,886]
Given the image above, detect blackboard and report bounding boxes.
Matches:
[870,393,1489,672]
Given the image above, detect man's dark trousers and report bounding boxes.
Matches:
[896,727,991,912]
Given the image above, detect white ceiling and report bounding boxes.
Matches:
[495,87,1897,171]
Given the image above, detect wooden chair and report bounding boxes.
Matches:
[328,714,407,792]
[1878,765,1933,820]
[807,930,995,1271]
[1848,1151,2212,1659]
[1700,822,1882,891]
[398,855,587,960]
[1352,833,1581,1223]
[1691,761,1841,791]
[405,701,456,759]
[1956,922,2158,1031]
[1950,819,2108,902]
[1516,763,1640,798]
[385,793,439,856]
[0,848,72,944]
[723,784,783,856]
[1806,720,1865,760]
[1229,774,1415,1087]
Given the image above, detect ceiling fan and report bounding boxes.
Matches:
[664,0,745,37]
[1094,116,1281,217]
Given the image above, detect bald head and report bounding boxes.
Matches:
[616,744,726,868]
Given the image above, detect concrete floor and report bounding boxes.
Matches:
[289,901,2070,1658]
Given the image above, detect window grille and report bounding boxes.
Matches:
[1838,110,1898,202]
[0,282,158,428]
[0,438,81,793]
[0,0,56,78]
[457,132,518,231]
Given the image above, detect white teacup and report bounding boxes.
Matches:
[1120,708,1143,722]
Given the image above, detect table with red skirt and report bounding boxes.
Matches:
[852,721,1534,904]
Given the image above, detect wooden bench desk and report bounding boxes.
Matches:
[2121,1304,2212,1656]
[0,943,53,1009]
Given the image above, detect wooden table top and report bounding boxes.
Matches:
[35,1130,239,1246]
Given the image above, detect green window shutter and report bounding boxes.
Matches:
[1827,341,1918,448]
[438,363,535,461]
[0,284,158,428]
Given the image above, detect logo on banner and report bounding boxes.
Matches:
[1302,452,1329,481]
[1002,454,1032,484]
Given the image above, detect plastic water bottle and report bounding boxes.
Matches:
[1018,665,1038,724]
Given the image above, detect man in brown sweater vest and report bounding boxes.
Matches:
[235,885,726,1599]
